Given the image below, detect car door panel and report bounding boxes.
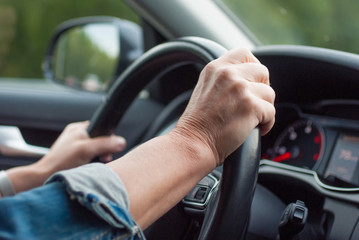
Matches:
[0,80,164,169]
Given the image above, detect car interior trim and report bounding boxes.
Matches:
[0,126,49,158]
[182,174,220,210]
[260,160,359,198]
[126,0,256,50]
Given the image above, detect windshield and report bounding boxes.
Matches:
[219,0,359,54]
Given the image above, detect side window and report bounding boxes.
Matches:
[0,0,139,80]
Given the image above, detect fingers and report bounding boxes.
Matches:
[236,63,270,84]
[236,65,274,136]
[248,81,275,104]
[68,121,126,161]
[84,135,126,158]
[65,121,90,133]
[232,78,275,136]
[221,49,274,132]
[216,48,260,64]
[42,120,126,173]
[204,61,269,87]
[255,98,276,136]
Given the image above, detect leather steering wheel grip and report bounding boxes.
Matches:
[87,37,260,240]
[199,128,260,240]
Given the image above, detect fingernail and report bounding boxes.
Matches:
[116,137,126,149]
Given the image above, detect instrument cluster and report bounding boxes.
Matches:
[262,103,359,188]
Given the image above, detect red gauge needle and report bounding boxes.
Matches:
[273,152,291,162]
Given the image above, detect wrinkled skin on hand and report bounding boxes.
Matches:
[173,48,275,167]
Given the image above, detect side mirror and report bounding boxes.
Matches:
[43,16,143,92]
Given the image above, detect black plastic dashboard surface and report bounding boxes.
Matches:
[250,45,359,240]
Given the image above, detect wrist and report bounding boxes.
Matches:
[31,156,57,181]
[6,163,50,194]
[168,127,218,171]
[109,133,218,227]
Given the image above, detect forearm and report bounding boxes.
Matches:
[108,132,215,229]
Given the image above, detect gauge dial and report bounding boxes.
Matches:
[271,119,323,169]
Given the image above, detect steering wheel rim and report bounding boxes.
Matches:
[87,37,226,137]
[87,37,260,240]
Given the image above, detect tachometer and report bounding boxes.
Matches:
[271,119,323,169]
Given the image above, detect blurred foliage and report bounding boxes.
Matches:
[221,0,359,54]
[2,0,359,79]
[0,0,138,78]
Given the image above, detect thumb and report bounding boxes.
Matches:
[84,135,127,157]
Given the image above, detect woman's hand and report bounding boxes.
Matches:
[172,48,275,167]
[38,121,126,171]
[110,48,275,228]
[6,121,126,195]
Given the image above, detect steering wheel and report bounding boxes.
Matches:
[87,37,260,240]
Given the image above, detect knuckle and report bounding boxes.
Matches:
[259,82,276,103]
[203,60,218,75]
[231,78,249,95]
[66,122,84,133]
[267,103,276,118]
[238,47,252,56]
[65,122,76,130]
[243,94,257,109]
[216,66,238,83]
[78,131,89,139]
[249,64,269,84]
[271,104,276,116]
[269,87,276,103]
[262,84,276,103]
[237,48,254,62]
[260,64,270,80]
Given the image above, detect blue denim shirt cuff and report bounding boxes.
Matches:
[45,163,144,238]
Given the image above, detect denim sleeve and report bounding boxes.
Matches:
[0,163,145,240]
[46,163,145,239]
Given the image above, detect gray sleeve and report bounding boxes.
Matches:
[44,163,144,237]
[46,162,130,214]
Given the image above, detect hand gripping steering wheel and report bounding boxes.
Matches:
[87,37,260,240]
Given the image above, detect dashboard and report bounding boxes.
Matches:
[247,45,359,240]
[262,102,359,189]
[143,45,359,240]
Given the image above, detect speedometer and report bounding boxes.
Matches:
[271,119,323,169]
